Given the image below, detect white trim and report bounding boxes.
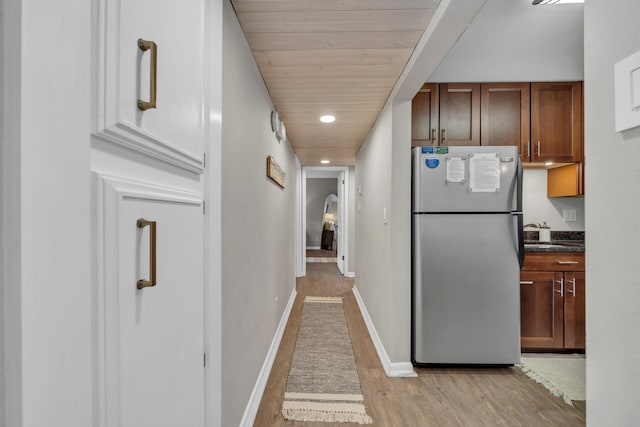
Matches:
[306,246,321,250]
[294,157,304,277]
[345,272,356,278]
[239,288,297,427]
[352,286,417,378]
[300,167,307,276]
[302,166,350,277]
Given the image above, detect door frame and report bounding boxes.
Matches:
[299,166,350,277]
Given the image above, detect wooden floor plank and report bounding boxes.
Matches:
[254,263,586,426]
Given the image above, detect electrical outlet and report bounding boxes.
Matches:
[563,209,577,222]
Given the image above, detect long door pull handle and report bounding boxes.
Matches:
[566,278,576,296]
[137,39,157,111]
[137,218,157,289]
[554,278,564,297]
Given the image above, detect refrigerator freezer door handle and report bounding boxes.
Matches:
[515,159,525,269]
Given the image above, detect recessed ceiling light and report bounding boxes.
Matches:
[320,159,330,164]
[320,115,336,124]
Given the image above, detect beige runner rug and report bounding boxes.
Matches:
[282,296,373,424]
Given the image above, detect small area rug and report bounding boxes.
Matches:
[281,296,373,424]
[518,353,586,405]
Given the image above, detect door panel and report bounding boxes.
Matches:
[439,83,480,146]
[411,83,439,147]
[412,146,519,213]
[564,271,585,350]
[96,175,204,427]
[531,82,582,163]
[94,0,205,173]
[480,83,530,162]
[520,271,564,349]
[412,213,520,364]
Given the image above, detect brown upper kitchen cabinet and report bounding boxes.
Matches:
[411,84,439,147]
[480,83,531,161]
[530,82,583,163]
[439,83,480,146]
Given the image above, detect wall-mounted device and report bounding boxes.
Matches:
[271,110,286,143]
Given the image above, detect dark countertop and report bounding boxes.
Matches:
[523,230,585,253]
[524,240,585,253]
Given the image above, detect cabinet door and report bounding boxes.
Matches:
[96,176,204,427]
[480,83,530,161]
[412,83,439,147]
[520,271,564,350]
[531,82,583,163]
[94,0,206,172]
[564,271,586,350]
[439,83,480,146]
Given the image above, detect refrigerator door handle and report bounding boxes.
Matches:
[515,159,525,269]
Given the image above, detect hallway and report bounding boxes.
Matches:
[254,263,585,426]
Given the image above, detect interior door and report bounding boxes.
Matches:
[92,0,207,425]
[336,171,345,274]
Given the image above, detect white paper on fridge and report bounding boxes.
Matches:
[446,157,465,183]
[469,153,500,192]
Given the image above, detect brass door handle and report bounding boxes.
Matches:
[137,39,157,111]
[137,218,157,289]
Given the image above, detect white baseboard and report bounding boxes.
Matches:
[306,246,321,250]
[239,288,297,427]
[345,272,355,278]
[352,285,417,378]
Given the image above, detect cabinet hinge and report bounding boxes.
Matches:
[203,153,206,168]
[204,352,206,367]
[342,179,345,184]
[342,255,345,260]
[203,200,206,215]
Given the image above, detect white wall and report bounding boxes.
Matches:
[523,169,585,231]
[1,1,93,426]
[221,2,297,425]
[356,100,413,365]
[305,178,337,247]
[584,1,640,425]
[429,0,583,82]
[355,104,397,359]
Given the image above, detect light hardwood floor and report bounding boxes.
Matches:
[254,263,586,426]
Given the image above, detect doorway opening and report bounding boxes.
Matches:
[298,166,350,277]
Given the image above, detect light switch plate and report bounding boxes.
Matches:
[615,49,640,132]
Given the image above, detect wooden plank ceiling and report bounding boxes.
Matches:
[231,0,440,165]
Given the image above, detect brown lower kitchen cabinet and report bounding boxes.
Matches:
[520,252,585,351]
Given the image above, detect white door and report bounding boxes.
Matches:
[91,0,207,425]
[336,172,345,274]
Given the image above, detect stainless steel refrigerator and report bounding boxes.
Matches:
[412,146,524,365]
